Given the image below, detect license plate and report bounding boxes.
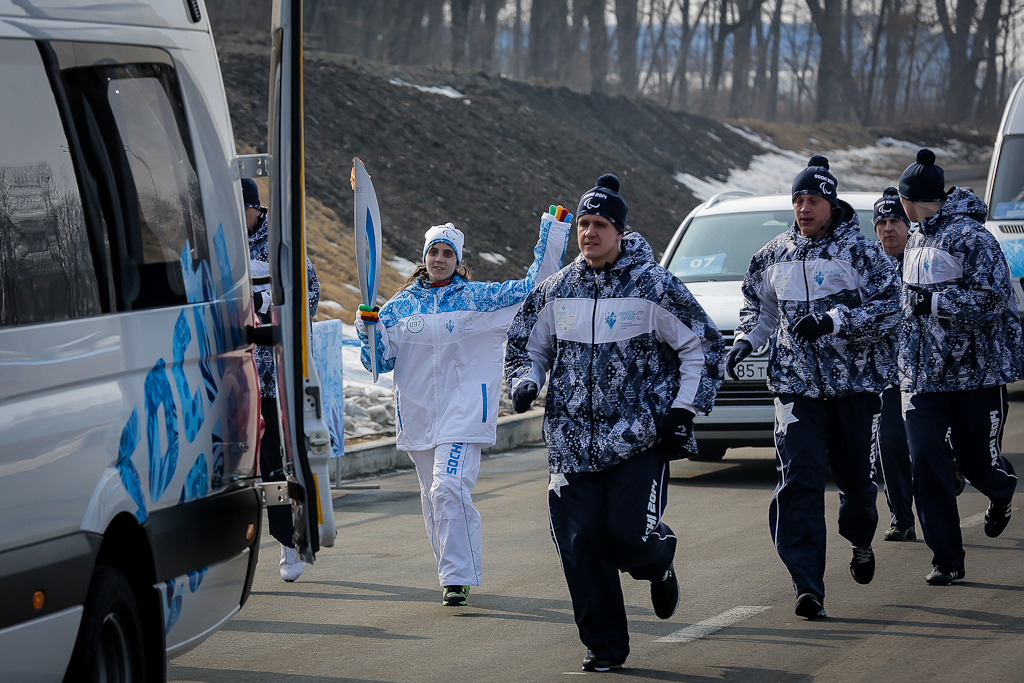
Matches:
[731,359,768,381]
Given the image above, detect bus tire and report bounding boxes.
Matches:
[63,565,146,683]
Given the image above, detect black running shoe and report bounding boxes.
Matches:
[883,526,916,542]
[984,499,1012,538]
[442,585,469,606]
[926,567,965,585]
[794,590,826,619]
[650,564,679,620]
[582,650,623,672]
[850,545,875,584]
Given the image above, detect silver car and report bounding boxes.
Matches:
[660,192,883,460]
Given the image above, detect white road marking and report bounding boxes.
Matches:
[656,606,771,644]
[961,511,985,529]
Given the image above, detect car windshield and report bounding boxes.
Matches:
[989,135,1024,220]
[666,209,876,282]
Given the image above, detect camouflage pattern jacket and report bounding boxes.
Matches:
[504,232,724,474]
[249,211,319,398]
[899,187,1023,393]
[736,200,901,398]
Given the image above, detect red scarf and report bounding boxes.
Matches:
[426,278,451,288]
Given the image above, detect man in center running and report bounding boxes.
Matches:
[505,174,724,672]
[727,155,901,619]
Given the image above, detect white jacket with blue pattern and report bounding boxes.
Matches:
[358,214,569,451]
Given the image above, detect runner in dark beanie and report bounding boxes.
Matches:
[505,174,724,671]
[897,149,1024,585]
[730,156,901,619]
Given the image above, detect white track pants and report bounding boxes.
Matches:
[408,443,483,586]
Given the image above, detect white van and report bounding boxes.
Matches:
[660,192,881,460]
[0,2,327,681]
[984,76,1024,314]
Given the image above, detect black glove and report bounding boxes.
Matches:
[907,285,933,315]
[511,380,539,414]
[661,408,696,451]
[791,314,834,343]
[725,340,753,381]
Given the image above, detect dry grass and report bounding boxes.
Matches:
[727,118,878,153]
[304,194,409,322]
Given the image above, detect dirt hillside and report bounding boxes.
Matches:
[217,38,764,318]
[215,37,991,321]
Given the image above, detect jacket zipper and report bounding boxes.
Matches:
[801,243,824,396]
[431,289,441,443]
[588,269,600,467]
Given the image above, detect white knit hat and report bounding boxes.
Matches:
[422,222,465,263]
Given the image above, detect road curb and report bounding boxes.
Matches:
[333,407,545,484]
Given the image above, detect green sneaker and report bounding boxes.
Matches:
[442,585,470,606]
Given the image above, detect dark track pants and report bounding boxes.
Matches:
[877,386,915,533]
[548,448,676,665]
[769,393,880,598]
[260,396,294,547]
[905,386,1017,573]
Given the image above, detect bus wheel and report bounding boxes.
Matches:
[64,565,146,683]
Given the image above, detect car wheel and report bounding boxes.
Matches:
[64,565,146,683]
[689,445,728,462]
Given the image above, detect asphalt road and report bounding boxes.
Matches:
[170,390,1024,682]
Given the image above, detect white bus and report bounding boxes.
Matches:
[985,76,1024,314]
[0,1,330,681]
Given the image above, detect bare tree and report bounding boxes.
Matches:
[469,0,504,70]
[512,0,524,76]
[452,0,472,68]
[616,0,639,94]
[880,0,904,122]
[729,0,768,115]
[934,0,1001,121]
[528,0,569,80]
[667,0,712,108]
[805,0,859,120]
[588,0,610,92]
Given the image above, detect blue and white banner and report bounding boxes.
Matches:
[312,319,345,459]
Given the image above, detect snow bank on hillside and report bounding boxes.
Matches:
[675,127,960,200]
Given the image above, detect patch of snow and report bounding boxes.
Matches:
[707,131,722,142]
[342,282,360,293]
[319,299,344,315]
[808,137,820,145]
[477,252,508,265]
[338,321,394,392]
[387,255,417,277]
[388,78,464,99]
[675,138,945,201]
[722,123,785,153]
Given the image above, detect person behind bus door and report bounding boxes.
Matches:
[504,174,724,672]
[354,211,570,608]
[243,177,321,583]
[896,149,1023,585]
[727,156,901,619]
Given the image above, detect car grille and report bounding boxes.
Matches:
[999,224,1024,234]
[717,329,774,407]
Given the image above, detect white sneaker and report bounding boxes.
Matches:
[279,545,305,582]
